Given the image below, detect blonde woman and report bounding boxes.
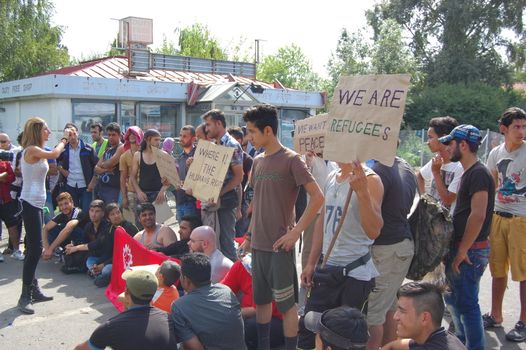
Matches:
[18,117,71,314]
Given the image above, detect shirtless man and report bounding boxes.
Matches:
[133,203,177,250]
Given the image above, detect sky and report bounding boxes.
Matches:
[50,0,378,76]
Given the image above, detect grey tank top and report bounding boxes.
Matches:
[322,169,379,281]
[140,224,163,249]
[20,149,49,209]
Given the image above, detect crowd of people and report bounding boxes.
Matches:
[1,103,525,350]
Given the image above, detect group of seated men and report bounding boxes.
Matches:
[72,251,463,350]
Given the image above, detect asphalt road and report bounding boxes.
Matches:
[1,226,526,349]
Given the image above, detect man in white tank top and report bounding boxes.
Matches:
[133,203,177,250]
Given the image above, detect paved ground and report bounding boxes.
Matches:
[1,221,526,349]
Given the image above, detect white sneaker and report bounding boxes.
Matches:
[11,250,25,261]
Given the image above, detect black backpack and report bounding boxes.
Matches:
[406,194,454,280]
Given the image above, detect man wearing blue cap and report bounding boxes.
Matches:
[438,124,495,350]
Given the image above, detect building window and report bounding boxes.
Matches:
[120,102,136,132]
[72,101,117,143]
[138,102,179,138]
[280,109,309,149]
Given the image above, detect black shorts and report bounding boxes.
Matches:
[0,199,21,228]
[252,248,298,313]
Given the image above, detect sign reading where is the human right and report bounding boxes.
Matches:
[183,139,234,203]
[323,74,411,166]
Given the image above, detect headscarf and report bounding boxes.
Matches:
[162,137,175,153]
[123,126,144,151]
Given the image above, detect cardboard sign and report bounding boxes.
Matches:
[323,74,411,166]
[154,148,181,187]
[183,140,234,203]
[294,114,328,154]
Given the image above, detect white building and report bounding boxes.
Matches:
[0,55,324,148]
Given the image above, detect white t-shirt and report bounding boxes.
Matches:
[487,142,526,216]
[420,159,463,213]
[209,249,233,283]
[322,170,379,281]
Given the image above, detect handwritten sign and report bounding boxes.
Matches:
[154,148,181,187]
[294,114,328,154]
[323,74,411,166]
[183,140,234,203]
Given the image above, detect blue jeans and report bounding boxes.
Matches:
[97,185,120,205]
[86,256,112,279]
[48,225,85,247]
[65,184,92,213]
[444,247,489,350]
[175,201,199,223]
[218,206,237,262]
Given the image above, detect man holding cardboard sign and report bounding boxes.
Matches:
[238,104,324,350]
[199,110,244,262]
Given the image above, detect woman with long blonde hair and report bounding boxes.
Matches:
[18,117,71,314]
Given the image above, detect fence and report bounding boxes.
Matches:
[398,129,504,169]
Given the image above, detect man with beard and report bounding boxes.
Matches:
[203,110,244,261]
[187,225,233,283]
[133,203,177,250]
[94,123,123,204]
[438,125,495,350]
[175,125,199,222]
[156,215,202,258]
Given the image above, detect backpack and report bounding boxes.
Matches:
[406,194,453,280]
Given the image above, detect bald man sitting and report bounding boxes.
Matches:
[188,226,233,283]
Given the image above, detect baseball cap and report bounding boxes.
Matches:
[438,124,481,145]
[304,306,368,349]
[122,269,158,301]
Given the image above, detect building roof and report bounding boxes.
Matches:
[44,56,276,89]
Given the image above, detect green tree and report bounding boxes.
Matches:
[0,0,69,81]
[404,83,526,130]
[257,44,325,91]
[370,19,422,84]
[367,0,525,86]
[177,23,227,60]
[155,34,178,56]
[326,28,371,90]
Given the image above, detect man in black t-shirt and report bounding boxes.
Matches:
[42,192,89,260]
[367,157,417,349]
[438,124,495,350]
[156,215,202,258]
[74,269,177,350]
[383,282,466,350]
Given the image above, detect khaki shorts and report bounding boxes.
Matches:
[489,214,526,281]
[252,248,298,313]
[367,239,414,326]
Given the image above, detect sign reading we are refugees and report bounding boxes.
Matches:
[293,114,328,154]
[184,139,234,203]
[323,74,411,166]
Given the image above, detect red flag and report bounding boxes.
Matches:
[105,227,180,311]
